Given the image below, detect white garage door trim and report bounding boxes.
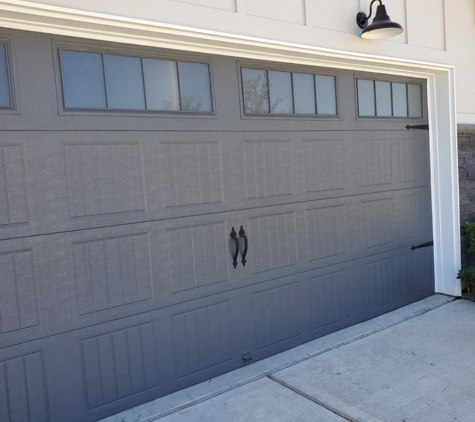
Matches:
[0,0,460,297]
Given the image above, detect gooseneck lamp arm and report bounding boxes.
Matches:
[357,0,382,28]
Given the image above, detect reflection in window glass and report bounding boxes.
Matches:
[242,68,269,114]
[0,43,11,107]
[268,71,293,114]
[316,75,337,115]
[104,55,145,109]
[392,82,407,117]
[178,62,212,112]
[292,73,315,114]
[143,59,180,111]
[375,81,392,117]
[61,49,213,113]
[357,79,375,117]
[408,84,422,118]
[61,50,106,109]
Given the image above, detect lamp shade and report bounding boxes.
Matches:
[361,4,403,39]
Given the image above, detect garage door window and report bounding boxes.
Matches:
[357,78,422,118]
[60,49,213,113]
[241,67,337,116]
[0,41,12,108]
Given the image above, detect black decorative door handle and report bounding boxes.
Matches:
[230,227,239,269]
[239,225,248,267]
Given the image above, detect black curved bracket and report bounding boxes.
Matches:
[230,227,239,269]
[239,225,248,267]
[357,0,382,28]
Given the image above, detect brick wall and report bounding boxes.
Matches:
[458,130,475,267]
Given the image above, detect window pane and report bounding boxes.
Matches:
[0,43,11,107]
[242,68,269,114]
[292,73,315,114]
[268,70,293,114]
[316,75,337,115]
[61,50,106,109]
[178,62,212,112]
[392,82,408,117]
[375,81,392,117]
[104,54,145,109]
[357,79,375,117]
[408,84,422,117]
[143,59,180,111]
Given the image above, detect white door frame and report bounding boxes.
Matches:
[0,0,461,296]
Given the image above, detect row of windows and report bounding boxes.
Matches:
[0,43,424,119]
[60,50,213,112]
[357,79,423,118]
[241,68,338,116]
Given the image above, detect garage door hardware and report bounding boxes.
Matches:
[230,227,239,269]
[242,351,253,363]
[411,241,434,250]
[405,124,429,130]
[239,225,248,267]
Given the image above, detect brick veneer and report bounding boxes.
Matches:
[458,130,475,267]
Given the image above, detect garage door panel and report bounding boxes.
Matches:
[0,350,50,422]
[238,187,431,288]
[0,130,429,241]
[0,132,237,240]
[403,247,435,299]
[0,212,245,350]
[348,130,430,193]
[237,273,311,363]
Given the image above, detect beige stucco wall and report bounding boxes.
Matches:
[23,0,475,123]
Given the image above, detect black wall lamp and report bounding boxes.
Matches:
[356,0,403,39]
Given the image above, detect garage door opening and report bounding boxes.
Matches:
[0,31,434,422]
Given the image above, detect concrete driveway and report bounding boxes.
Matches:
[103,295,473,422]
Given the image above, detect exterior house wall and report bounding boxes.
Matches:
[26,0,475,124]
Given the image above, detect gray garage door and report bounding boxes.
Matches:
[0,30,434,422]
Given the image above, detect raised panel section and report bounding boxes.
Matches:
[72,233,152,315]
[360,198,395,248]
[0,145,28,226]
[400,194,426,240]
[306,205,348,261]
[403,249,434,297]
[364,257,398,310]
[359,139,392,186]
[398,138,428,182]
[173,301,233,378]
[166,222,228,294]
[81,322,159,410]
[0,250,38,333]
[310,270,350,330]
[64,143,145,217]
[249,212,297,274]
[244,141,293,199]
[254,283,301,350]
[304,140,343,192]
[244,0,306,24]
[0,352,49,422]
[172,0,236,11]
[159,141,223,208]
